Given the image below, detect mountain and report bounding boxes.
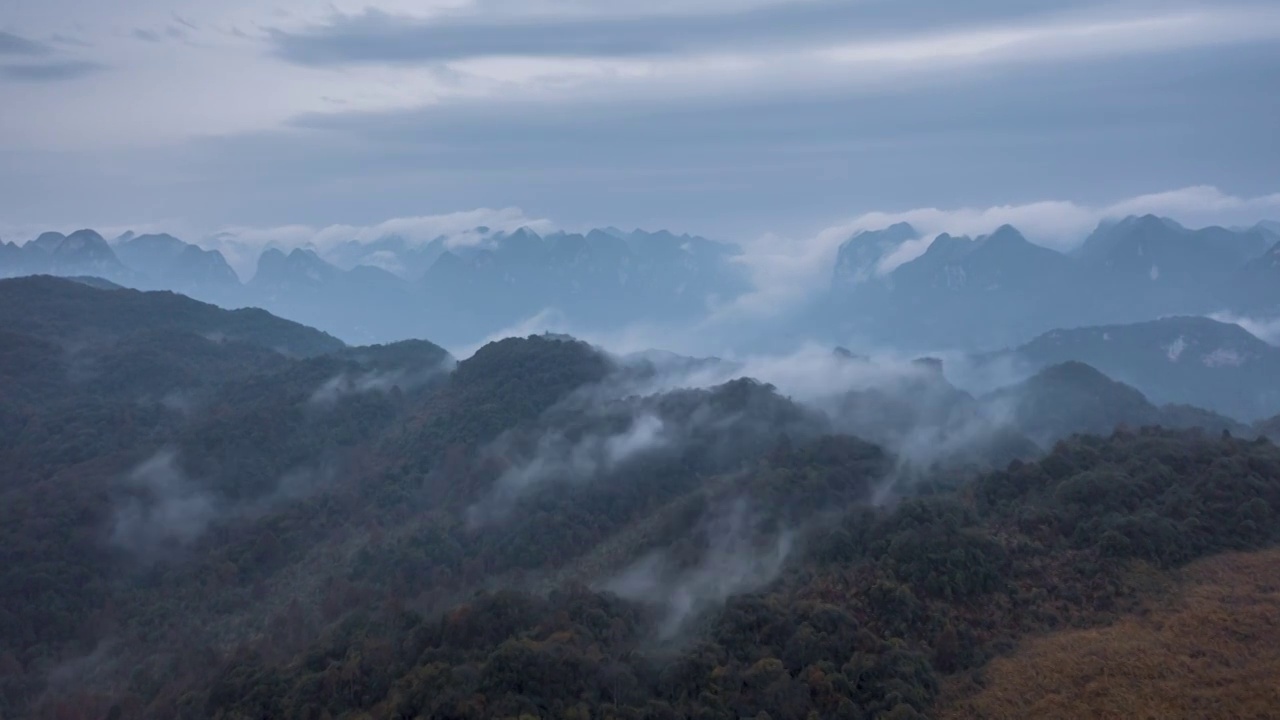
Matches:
[114,233,241,299]
[1258,413,1280,441]
[826,215,1280,352]
[417,226,750,346]
[1075,215,1274,318]
[830,222,919,290]
[1255,220,1280,240]
[1,229,134,282]
[0,275,344,360]
[1229,240,1280,314]
[982,361,1248,445]
[5,279,1280,719]
[6,215,1279,353]
[830,225,1080,349]
[325,233,455,278]
[829,354,1041,468]
[1000,316,1280,421]
[246,248,418,345]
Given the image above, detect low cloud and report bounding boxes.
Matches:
[200,207,552,278]
[603,497,794,639]
[0,60,105,82]
[1208,311,1280,346]
[467,412,671,527]
[308,362,452,406]
[110,450,219,559]
[110,449,338,562]
[0,31,52,56]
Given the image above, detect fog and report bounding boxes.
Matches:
[604,498,795,640]
[109,450,220,560]
[109,449,337,562]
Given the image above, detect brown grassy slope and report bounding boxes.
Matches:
[939,549,1280,720]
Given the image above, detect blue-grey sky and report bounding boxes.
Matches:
[1,0,1279,245]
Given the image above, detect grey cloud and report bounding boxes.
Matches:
[173,14,200,32]
[0,60,104,82]
[0,30,51,56]
[110,449,339,562]
[165,42,1271,232]
[110,450,220,559]
[604,497,794,638]
[49,34,92,48]
[132,28,163,43]
[308,362,452,407]
[268,0,1090,66]
[2,33,1276,238]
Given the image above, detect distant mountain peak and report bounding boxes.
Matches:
[29,231,68,252]
[984,224,1027,243]
[831,223,920,289]
[508,227,543,242]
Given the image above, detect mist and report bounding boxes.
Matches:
[109,449,338,562]
[603,498,796,640]
[308,361,451,407]
[109,450,220,560]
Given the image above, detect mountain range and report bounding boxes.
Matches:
[983,315,1280,422]
[827,215,1280,350]
[1,226,749,348]
[5,275,1280,719]
[2,215,1278,351]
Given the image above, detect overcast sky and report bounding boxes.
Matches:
[2,0,1279,243]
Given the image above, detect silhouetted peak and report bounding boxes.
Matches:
[983,224,1028,245]
[1115,214,1184,235]
[65,229,107,244]
[287,248,322,262]
[845,222,917,247]
[28,232,67,251]
[1032,360,1115,387]
[920,233,971,258]
[507,227,543,243]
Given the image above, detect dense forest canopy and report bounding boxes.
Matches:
[2,277,1279,720]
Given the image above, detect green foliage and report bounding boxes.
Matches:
[6,278,1280,720]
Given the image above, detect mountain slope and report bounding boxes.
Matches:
[247,248,418,345]
[1076,215,1274,318]
[982,361,1248,445]
[825,215,1278,351]
[115,233,241,297]
[831,222,919,291]
[1004,316,1280,421]
[1,230,134,282]
[5,280,1280,720]
[831,225,1080,349]
[418,226,750,346]
[1229,240,1280,314]
[0,275,343,358]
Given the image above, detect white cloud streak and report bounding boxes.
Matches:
[200,206,551,277]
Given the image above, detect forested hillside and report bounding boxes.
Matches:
[3,278,1279,720]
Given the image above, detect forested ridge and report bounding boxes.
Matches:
[3,277,1280,720]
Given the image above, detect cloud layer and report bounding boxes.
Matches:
[0,1,1277,252]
